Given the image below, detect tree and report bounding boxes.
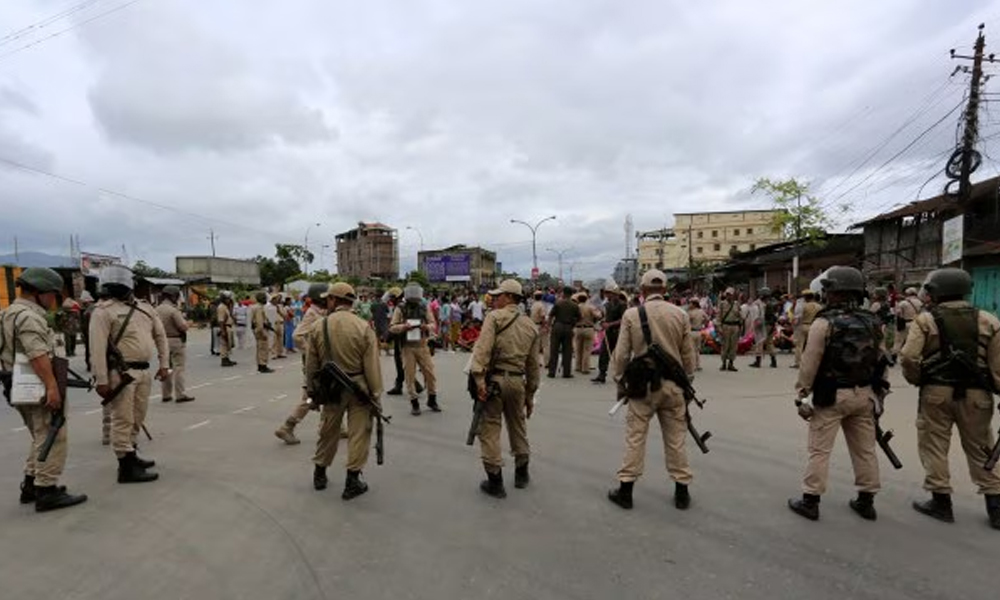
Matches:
[276,244,314,266]
[132,260,172,278]
[256,244,307,287]
[751,177,840,243]
[403,269,430,288]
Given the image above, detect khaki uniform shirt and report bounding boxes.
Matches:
[899,300,1000,390]
[896,297,923,322]
[716,299,741,326]
[155,300,188,339]
[612,295,696,381]
[687,307,707,330]
[293,305,326,352]
[305,306,383,398]
[577,303,600,327]
[89,299,168,386]
[389,304,437,341]
[469,304,541,396]
[800,301,822,327]
[0,299,56,369]
[530,302,548,328]
[217,303,234,330]
[250,304,268,337]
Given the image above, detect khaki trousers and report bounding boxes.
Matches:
[17,404,67,487]
[255,332,270,367]
[219,328,232,359]
[802,388,880,495]
[479,375,530,472]
[688,332,702,370]
[313,397,372,471]
[272,323,285,358]
[574,327,595,374]
[617,385,692,484]
[916,385,1000,494]
[538,325,551,367]
[721,324,740,361]
[110,369,153,457]
[403,344,437,399]
[793,325,809,366]
[755,329,775,357]
[162,338,187,399]
[893,321,911,355]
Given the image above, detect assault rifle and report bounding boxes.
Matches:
[984,431,1000,472]
[646,343,712,454]
[317,360,390,465]
[872,361,902,469]
[466,376,500,446]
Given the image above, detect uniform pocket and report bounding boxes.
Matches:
[971,392,995,412]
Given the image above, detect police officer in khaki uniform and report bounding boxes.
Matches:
[389,283,439,416]
[306,282,384,500]
[894,286,923,359]
[275,283,329,444]
[271,294,287,360]
[547,287,580,378]
[250,292,274,374]
[793,290,822,369]
[1,268,88,512]
[607,269,697,510]
[470,279,540,498]
[530,290,550,367]
[900,268,1000,529]
[155,285,193,403]
[716,287,741,372]
[217,291,237,367]
[90,265,169,484]
[573,292,601,375]
[687,297,707,372]
[788,266,883,522]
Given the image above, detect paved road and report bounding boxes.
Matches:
[0,330,995,600]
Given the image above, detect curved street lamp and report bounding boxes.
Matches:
[546,247,573,282]
[303,222,321,275]
[510,215,556,276]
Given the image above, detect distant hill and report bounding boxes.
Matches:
[0,252,78,269]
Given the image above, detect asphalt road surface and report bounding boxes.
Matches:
[0,330,995,600]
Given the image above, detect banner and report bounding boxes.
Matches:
[424,254,472,282]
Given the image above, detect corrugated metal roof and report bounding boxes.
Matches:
[850,176,1000,228]
[140,277,187,286]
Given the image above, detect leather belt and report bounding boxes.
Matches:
[166,335,183,338]
[125,361,150,370]
[492,369,524,377]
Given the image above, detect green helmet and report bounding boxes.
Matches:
[17,267,63,293]
[255,291,268,304]
[758,287,772,298]
[819,266,865,294]
[307,282,328,303]
[162,285,181,298]
[922,268,972,301]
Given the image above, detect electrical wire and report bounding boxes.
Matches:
[0,0,109,47]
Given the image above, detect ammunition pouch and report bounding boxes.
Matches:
[896,318,909,332]
[623,354,662,399]
[812,379,837,408]
[310,363,344,406]
[466,372,500,401]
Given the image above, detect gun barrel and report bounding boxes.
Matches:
[466,402,484,446]
[875,423,903,469]
[37,413,66,462]
[376,420,385,465]
[984,433,1000,471]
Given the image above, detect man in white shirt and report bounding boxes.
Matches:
[470,297,485,322]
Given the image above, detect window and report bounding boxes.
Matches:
[711,230,718,238]
[696,246,703,254]
[734,229,740,236]
[750,244,756,250]
[730,245,738,253]
[713,243,721,252]
[747,227,753,234]
[697,231,703,239]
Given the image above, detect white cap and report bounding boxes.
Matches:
[99,265,134,290]
[80,291,94,303]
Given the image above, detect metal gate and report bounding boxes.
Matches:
[972,266,1000,314]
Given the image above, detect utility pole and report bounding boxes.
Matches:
[952,25,990,207]
[208,229,218,257]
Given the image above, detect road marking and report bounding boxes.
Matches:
[274,365,285,370]
[195,354,205,358]
[150,394,161,400]
[268,393,289,403]
[222,375,242,381]
[84,409,101,415]
[232,406,256,414]
[11,426,27,432]
[185,420,211,431]
[188,382,214,390]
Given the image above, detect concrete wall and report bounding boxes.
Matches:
[175,256,261,285]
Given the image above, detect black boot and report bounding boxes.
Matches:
[34,485,87,513]
[427,394,442,413]
[258,365,274,374]
[608,480,634,509]
[313,465,328,491]
[591,373,606,384]
[410,399,422,416]
[133,445,156,469]
[986,495,1000,530]
[788,493,820,521]
[118,453,159,484]
[849,491,877,521]
[387,384,403,396]
[416,380,425,394]
[912,493,955,523]
[221,357,237,367]
[480,469,507,498]
[514,464,530,489]
[749,357,761,368]
[719,361,727,372]
[342,470,369,500]
[726,360,738,372]
[674,482,691,510]
[770,355,777,368]
[19,475,35,504]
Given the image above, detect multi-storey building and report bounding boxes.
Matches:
[636,210,785,271]
[417,245,497,288]
[335,222,399,280]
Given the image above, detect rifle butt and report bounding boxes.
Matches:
[37,414,66,463]
[984,437,1000,471]
[466,405,483,446]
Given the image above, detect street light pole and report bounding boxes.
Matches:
[405,226,425,251]
[510,215,556,277]
[303,222,321,276]
[546,247,572,282]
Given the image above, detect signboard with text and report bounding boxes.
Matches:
[941,215,964,265]
[424,253,472,282]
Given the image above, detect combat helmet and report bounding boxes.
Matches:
[403,282,424,301]
[922,268,972,301]
[16,267,64,293]
[819,266,865,294]
[98,265,134,291]
[162,285,181,299]
[307,282,329,303]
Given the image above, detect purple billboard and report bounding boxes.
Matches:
[424,254,472,282]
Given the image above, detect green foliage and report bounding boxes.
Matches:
[132,260,173,278]
[751,177,837,243]
[256,243,308,287]
[404,269,430,288]
[276,244,314,265]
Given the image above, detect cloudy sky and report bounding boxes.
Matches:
[1,0,998,280]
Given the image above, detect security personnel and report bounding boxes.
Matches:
[716,287,741,372]
[788,266,883,522]
[384,288,423,395]
[793,290,822,369]
[471,279,540,497]
[686,297,708,372]
[750,288,778,369]
[894,286,923,360]
[275,283,329,444]
[155,285,193,403]
[547,287,580,378]
[607,269,697,510]
[901,268,1000,529]
[1,268,88,512]
[306,282,383,500]
[271,294,287,360]
[80,290,95,371]
[250,292,274,374]
[573,292,601,375]
[389,283,439,416]
[90,265,169,484]
[530,290,550,368]
[594,283,627,383]
[217,291,237,367]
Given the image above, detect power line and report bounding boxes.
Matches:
[0,0,149,63]
[0,0,109,47]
